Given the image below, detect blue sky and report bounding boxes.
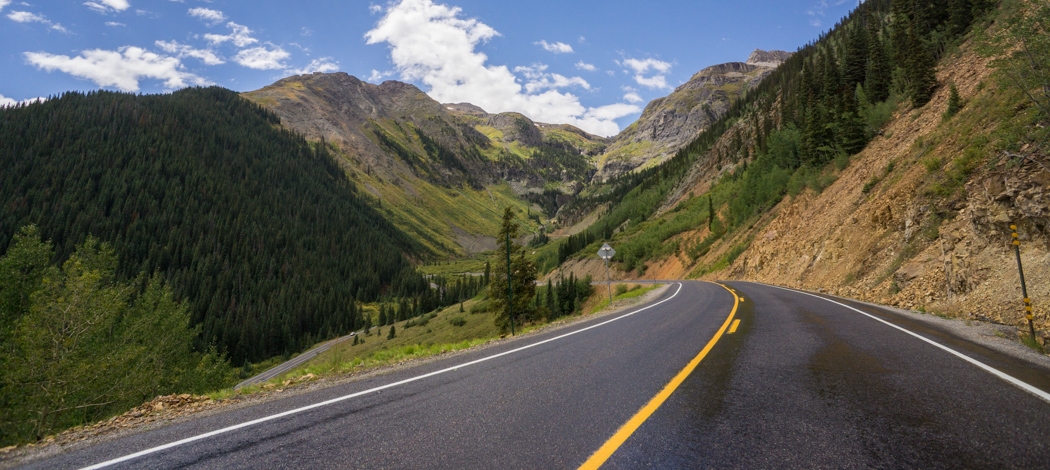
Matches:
[1,0,859,136]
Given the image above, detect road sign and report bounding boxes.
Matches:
[598,243,615,302]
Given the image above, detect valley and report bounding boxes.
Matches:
[2,0,1049,465]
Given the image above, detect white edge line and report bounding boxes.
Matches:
[81,282,685,470]
[759,282,1050,404]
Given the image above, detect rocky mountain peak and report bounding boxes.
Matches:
[745,49,793,68]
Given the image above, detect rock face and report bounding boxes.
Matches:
[597,50,792,181]
[746,49,794,68]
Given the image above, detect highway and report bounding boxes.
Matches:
[16,281,1050,469]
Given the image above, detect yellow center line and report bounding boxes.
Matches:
[578,282,740,470]
[729,319,741,334]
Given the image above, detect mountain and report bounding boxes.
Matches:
[243,73,609,256]
[0,87,422,365]
[596,50,792,181]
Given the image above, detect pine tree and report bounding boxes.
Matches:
[387,325,396,340]
[945,82,962,117]
[839,88,868,155]
[948,0,973,37]
[905,21,938,107]
[866,17,892,103]
[489,208,537,332]
[844,23,870,90]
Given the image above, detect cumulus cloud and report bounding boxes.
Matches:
[0,94,47,107]
[203,22,258,47]
[0,0,10,12]
[623,92,643,104]
[188,7,226,25]
[155,40,224,65]
[619,57,673,90]
[368,69,388,82]
[84,0,130,13]
[7,10,70,32]
[536,40,572,54]
[575,61,597,72]
[285,57,339,75]
[514,64,590,94]
[234,46,289,70]
[24,46,211,92]
[365,0,637,136]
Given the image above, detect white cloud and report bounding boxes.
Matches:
[7,10,42,22]
[623,92,643,104]
[634,74,669,90]
[621,58,672,75]
[188,7,225,25]
[155,40,224,65]
[203,22,258,47]
[369,4,383,14]
[365,0,635,136]
[105,21,125,27]
[0,0,11,12]
[7,10,69,33]
[575,61,597,72]
[234,46,289,70]
[514,65,589,93]
[24,46,211,92]
[0,94,46,107]
[368,69,388,82]
[84,0,130,13]
[619,57,673,90]
[285,57,339,75]
[536,40,573,54]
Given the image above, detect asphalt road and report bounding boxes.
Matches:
[16,281,1050,469]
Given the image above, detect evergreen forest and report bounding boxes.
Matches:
[0,87,427,365]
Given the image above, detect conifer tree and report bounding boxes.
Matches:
[905,21,938,107]
[839,88,868,155]
[866,17,892,103]
[844,23,870,90]
[948,0,973,37]
[489,208,537,332]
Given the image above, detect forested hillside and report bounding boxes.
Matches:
[0,88,426,364]
[552,0,996,270]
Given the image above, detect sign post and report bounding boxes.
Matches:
[1010,225,1035,343]
[597,243,616,303]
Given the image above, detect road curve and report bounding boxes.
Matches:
[19,281,736,469]
[602,281,1050,468]
[14,280,1050,469]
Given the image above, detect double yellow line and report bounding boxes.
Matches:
[579,282,740,469]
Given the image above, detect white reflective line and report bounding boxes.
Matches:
[760,283,1050,404]
[81,282,685,470]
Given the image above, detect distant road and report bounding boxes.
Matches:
[233,334,356,390]
[19,281,1050,469]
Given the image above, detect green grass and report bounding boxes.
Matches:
[1021,335,1046,354]
[588,284,663,313]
